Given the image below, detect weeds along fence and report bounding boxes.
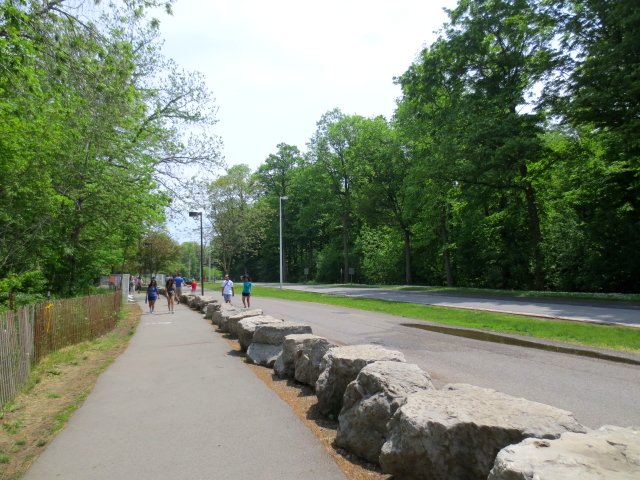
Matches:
[0,290,122,405]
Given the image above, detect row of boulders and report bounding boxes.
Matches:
[174,293,219,314]
[209,305,640,479]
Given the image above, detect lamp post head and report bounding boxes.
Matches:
[280,196,288,200]
[189,212,202,217]
[144,242,152,245]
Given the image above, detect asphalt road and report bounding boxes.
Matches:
[231,292,640,430]
[258,284,640,326]
[23,296,347,480]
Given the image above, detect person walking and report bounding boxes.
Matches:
[191,278,197,294]
[221,274,234,304]
[165,278,176,314]
[174,274,184,303]
[136,277,142,292]
[240,275,252,308]
[147,279,159,314]
[129,276,136,296]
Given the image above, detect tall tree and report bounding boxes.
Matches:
[308,109,365,283]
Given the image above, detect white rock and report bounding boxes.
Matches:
[379,383,587,480]
[227,309,264,337]
[336,361,435,464]
[219,308,253,332]
[237,316,283,351]
[294,337,337,387]
[204,302,220,319]
[315,345,406,415]
[274,334,320,378]
[488,425,640,480]
[211,304,236,327]
[196,296,215,311]
[252,322,312,346]
[246,343,282,367]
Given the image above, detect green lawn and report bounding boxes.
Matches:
[311,284,640,303]
[249,286,640,353]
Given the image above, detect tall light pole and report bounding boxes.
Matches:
[144,242,153,281]
[279,196,288,290]
[189,212,204,296]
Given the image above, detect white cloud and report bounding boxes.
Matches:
[160,0,457,239]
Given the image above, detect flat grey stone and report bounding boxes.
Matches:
[237,316,283,352]
[488,425,640,480]
[336,361,435,464]
[252,322,313,346]
[204,302,220,319]
[294,337,336,387]
[274,334,319,378]
[227,309,264,337]
[246,343,282,368]
[211,304,236,327]
[316,345,406,415]
[380,383,587,480]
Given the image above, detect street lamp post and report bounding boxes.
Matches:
[144,242,153,281]
[189,212,205,296]
[279,196,288,290]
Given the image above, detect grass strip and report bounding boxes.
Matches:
[311,284,640,303]
[249,286,640,353]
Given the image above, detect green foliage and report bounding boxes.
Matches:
[197,0,639,294]
[0,0,221,295]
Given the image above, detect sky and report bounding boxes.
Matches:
[159,0,458,239]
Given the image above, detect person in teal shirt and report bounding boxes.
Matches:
[240,275,252,307]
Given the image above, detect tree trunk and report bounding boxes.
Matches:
[403,228,412,285]
[519,165,545,290]
[68,226,81,295]
[342,213,349,283]
[440,209,453,287]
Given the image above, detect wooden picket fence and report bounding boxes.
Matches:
[0,290,122,405]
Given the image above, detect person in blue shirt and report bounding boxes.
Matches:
[147,279,159,314]
[240,275,252,308]
[174,274,185,303]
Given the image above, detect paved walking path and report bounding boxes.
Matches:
[258,284,640,327]
[24,295,346,480]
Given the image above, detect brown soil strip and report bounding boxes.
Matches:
[0,304,141,480]
[217,330,391,480]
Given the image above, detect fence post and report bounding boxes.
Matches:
[9,290,13,311]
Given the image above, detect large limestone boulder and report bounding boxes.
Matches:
[211,304,236,327]
[204,302,221,320]
[187,295,200,309]
[178,293,190,305]
[219,308,253,332]
[336,361,435,464]
[294,337,337,387]
[379,383,587,480]
[488,425,640,480]
[197,296,215,311]
[274,334,320,378]
[227,309,264,337]
[237,316,283,351]
[252,322,313,345]
[246,343,282,367]
[316,345,406,415]
[158,287,167,295]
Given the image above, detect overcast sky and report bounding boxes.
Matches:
[160,0,457,239]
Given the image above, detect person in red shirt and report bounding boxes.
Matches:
[191,279,197,293]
